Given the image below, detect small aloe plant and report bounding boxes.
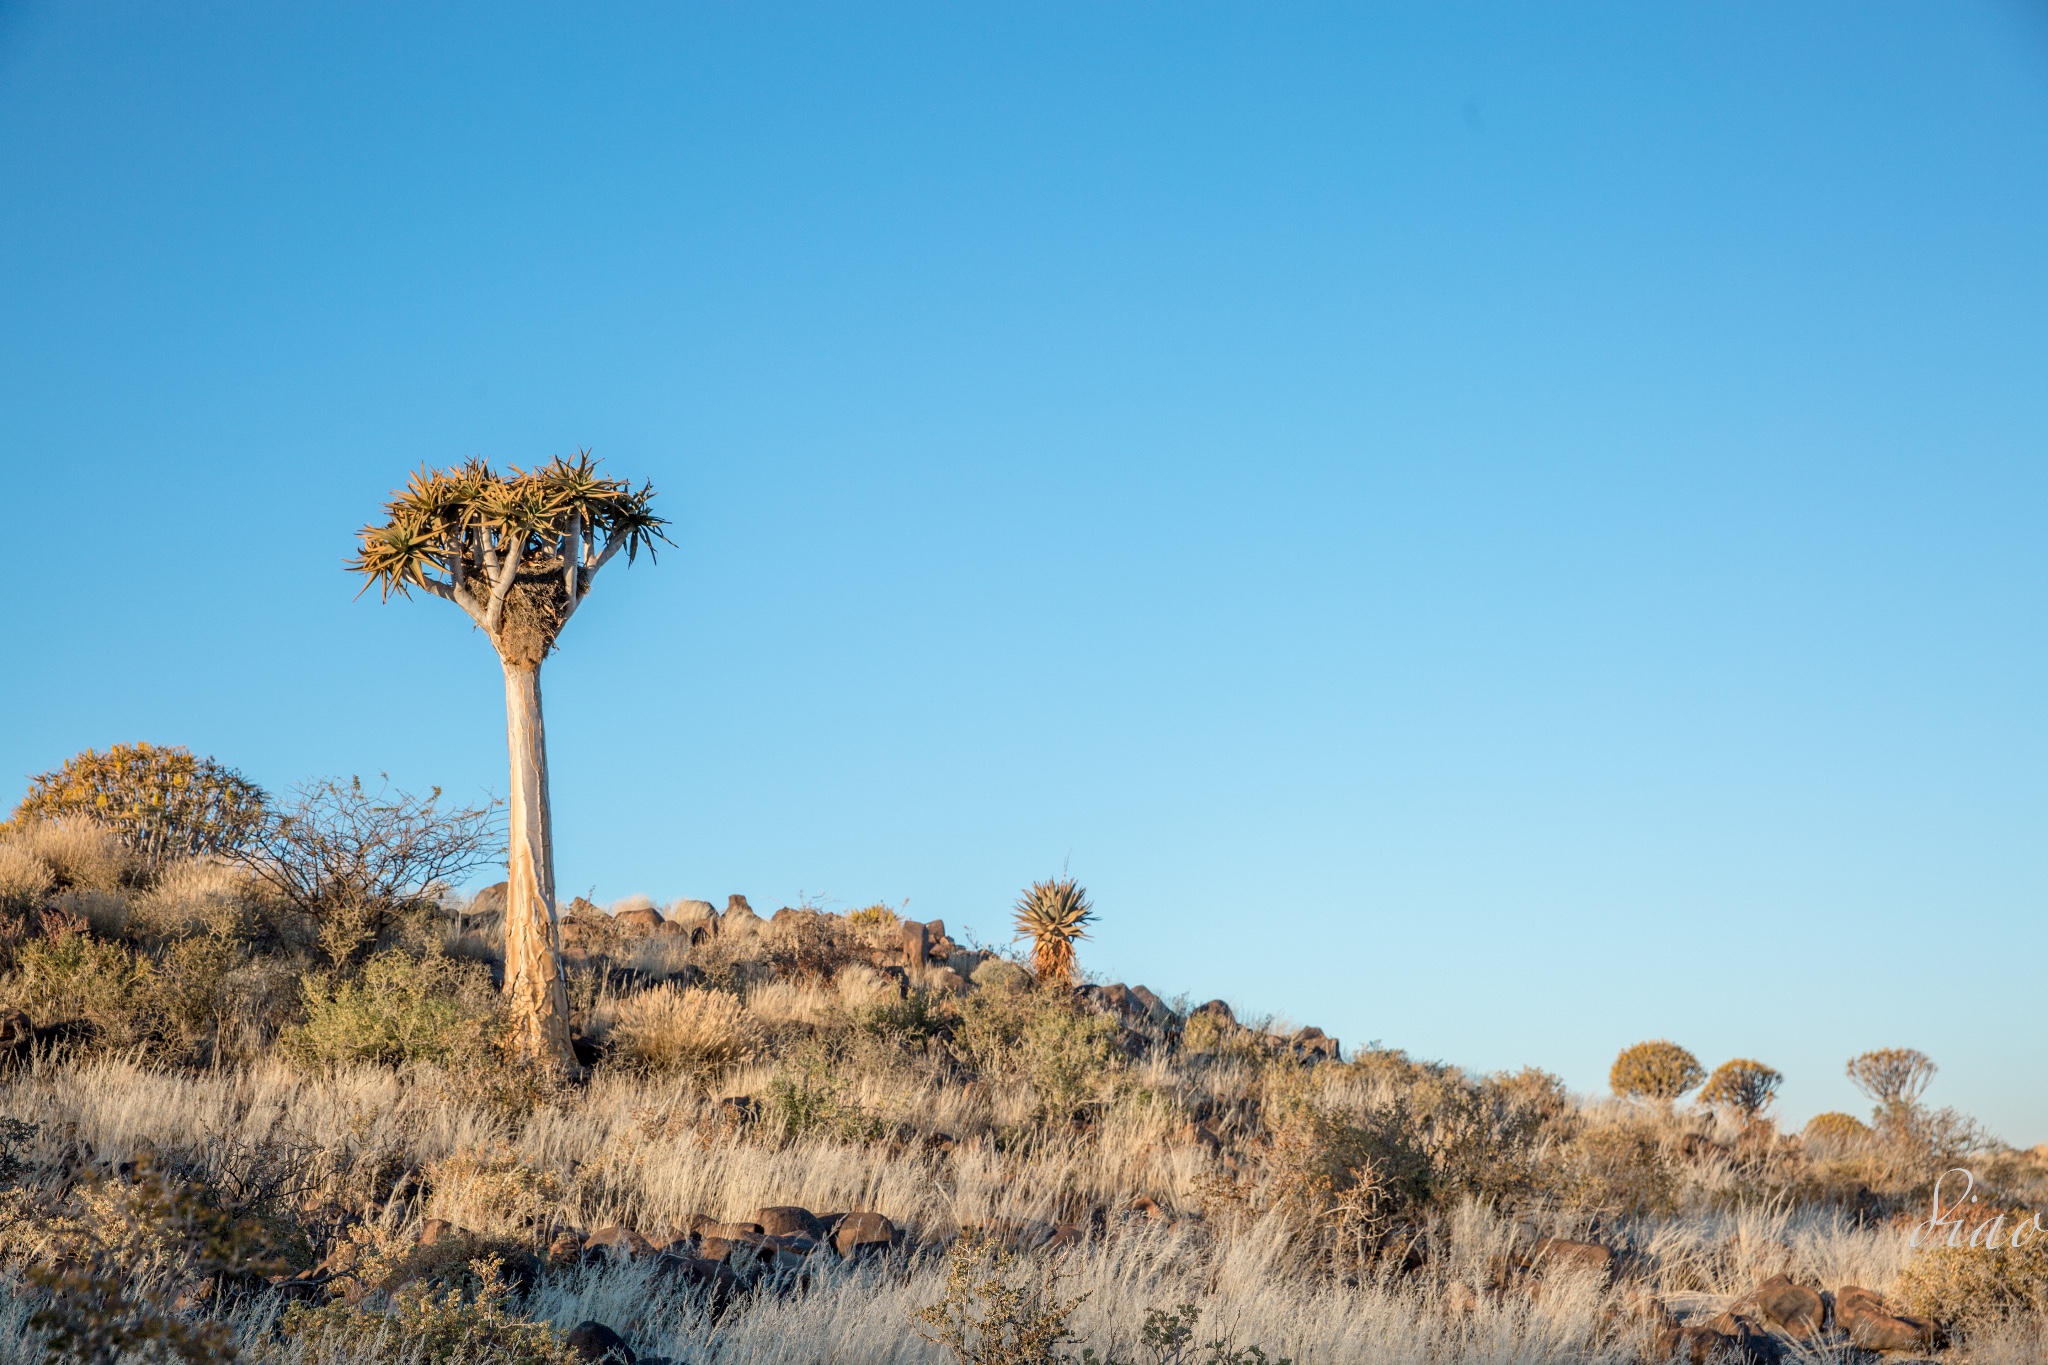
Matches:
[1013,876,1095,988]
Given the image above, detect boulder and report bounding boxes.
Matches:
[1128,985,1173,1022]
[723,895,764,936]
[466,882,508,920]
[613,906,666,934]
[1834,1286,1936,1352]
[1700,1313,1782,1364]
[669,898,716,921]
[753,1206,823,1240]
[922,966,968,995]
[1191,1000,1236,1025]
[1733,1274,1823,1339]
[898,920,929,968]
[417,1219,461,1246]
[1529,1237,1614,1280]
[971,959,1031,992]
[830,1211,895,1257]
[0,1010,32,1054]
[585,1225,654,1258]
[545,1231,587,1263]
[655,1252,739,1311]
[1290,1027,1341,1062]
[565,1321,635,1365]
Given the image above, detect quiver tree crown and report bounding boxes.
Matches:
[348,453,669,666]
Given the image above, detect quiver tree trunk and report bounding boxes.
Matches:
[501,661,578,1073]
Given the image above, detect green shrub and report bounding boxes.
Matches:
[284,949,500,1069]
[281,1257,573,1365]
[1609,1040,1704,1102]
[957,986,1121,1119]
[6,929,160,1048]
[765,1057,885,1143]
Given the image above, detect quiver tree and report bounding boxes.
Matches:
[1700,1058,1784,1123]
[1609,1039,1705,1103]
[349,454,668,1070]
[10,742,266,869]
[1013,876,1094,988]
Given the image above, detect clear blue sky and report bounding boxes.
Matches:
[3,3,2044,1141]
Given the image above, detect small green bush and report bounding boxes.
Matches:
[957,986,1122,1119]
[284,949,500,1069]
[281,1257,573,1365]
[1609,1040,1704,1102]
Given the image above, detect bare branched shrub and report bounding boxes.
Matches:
[231,777,501,969]
[28,1153,285,1365]
[914,1228,1086,1365]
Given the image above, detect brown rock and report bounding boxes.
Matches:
[1191,1000,1236,1025]
[0,1010,33,1052]
[831,1211,896,1256]
[1530,1237,1614,1280]
[417,1218,460,1246]
[655,1253,739,1312]
[585,1224,654,1258]
[1734,1273,1823,1339]
[1289,1026,1341,1061]
[546,1231,587,1263]
[1655,1324,1733,1364]
[613,906,665,934]
[1835,1285,1936,1353]
[1128,1196,1168,1222]
[1177,1121,1223,1156]
[898,919,929,968]
[753,1206,823,1240]
[923,966,968,995]
[565,1321,635,1365]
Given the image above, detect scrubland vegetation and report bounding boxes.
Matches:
[0,747,2042,1364]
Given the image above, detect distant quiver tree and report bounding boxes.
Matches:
[349,454,668,1070]
[9,742,266,868]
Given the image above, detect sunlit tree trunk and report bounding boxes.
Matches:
[501,660,578,1073]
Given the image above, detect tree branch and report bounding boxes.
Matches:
[562,512,583,602]
[482,530,526,634]
[560,529,628,625]
[421,575,487,624]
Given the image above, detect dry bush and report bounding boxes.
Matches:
[426,1144,566,1235]
[281,1257,573,1365]
[128,859,262,943]
[607,985,761,1086]
[914,1228,1086,1365]
[1801,1111,1869,1152]
[0,842,54,915]
[231,777,501,970]
[3,819,137,895]
[1895,1232,2048,1332]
